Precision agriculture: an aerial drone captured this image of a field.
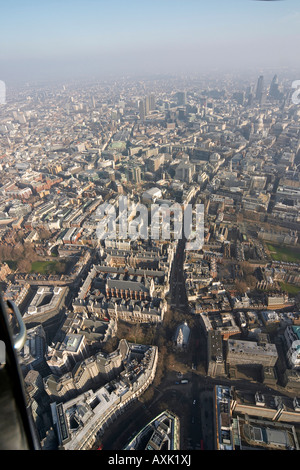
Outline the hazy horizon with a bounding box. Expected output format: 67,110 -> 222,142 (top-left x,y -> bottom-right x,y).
1,0 -> 300,84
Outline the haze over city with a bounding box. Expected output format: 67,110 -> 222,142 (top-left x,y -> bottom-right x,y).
1,0 -> 300,82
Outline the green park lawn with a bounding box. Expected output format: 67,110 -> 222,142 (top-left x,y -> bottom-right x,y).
30,260 -> 67,274
266,243 -> 300,263
279,282 -> 300,296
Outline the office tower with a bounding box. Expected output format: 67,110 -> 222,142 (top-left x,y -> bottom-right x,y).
247,93 -> 254,106
131,166 -> 142,183
139,99 -> 145,121
270,74 -> 278,93
139,95 -> 154,120
148,154 -> 164,172
256,75 -> 264,101
178,107 -> 186,120
269,74 -> 280,99
177,91 -> 187,106
149,93 -> 156,111
259,91 -> 266,106
233,91 -> 245,105
199,97 -> 207,115
246,85 -> 253,97
145,96 -> 150,116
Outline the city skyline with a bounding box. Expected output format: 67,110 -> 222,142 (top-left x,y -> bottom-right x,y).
1,0 -> 300,82
1,59 -> 300,452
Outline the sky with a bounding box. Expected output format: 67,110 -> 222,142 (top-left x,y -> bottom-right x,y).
1,0 -> 300,82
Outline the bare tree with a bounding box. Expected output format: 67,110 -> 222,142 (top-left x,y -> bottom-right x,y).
235,280 -> 248,295
17,258 -> 32,273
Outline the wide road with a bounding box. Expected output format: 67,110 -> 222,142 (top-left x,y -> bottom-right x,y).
169,237 -> 188,311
